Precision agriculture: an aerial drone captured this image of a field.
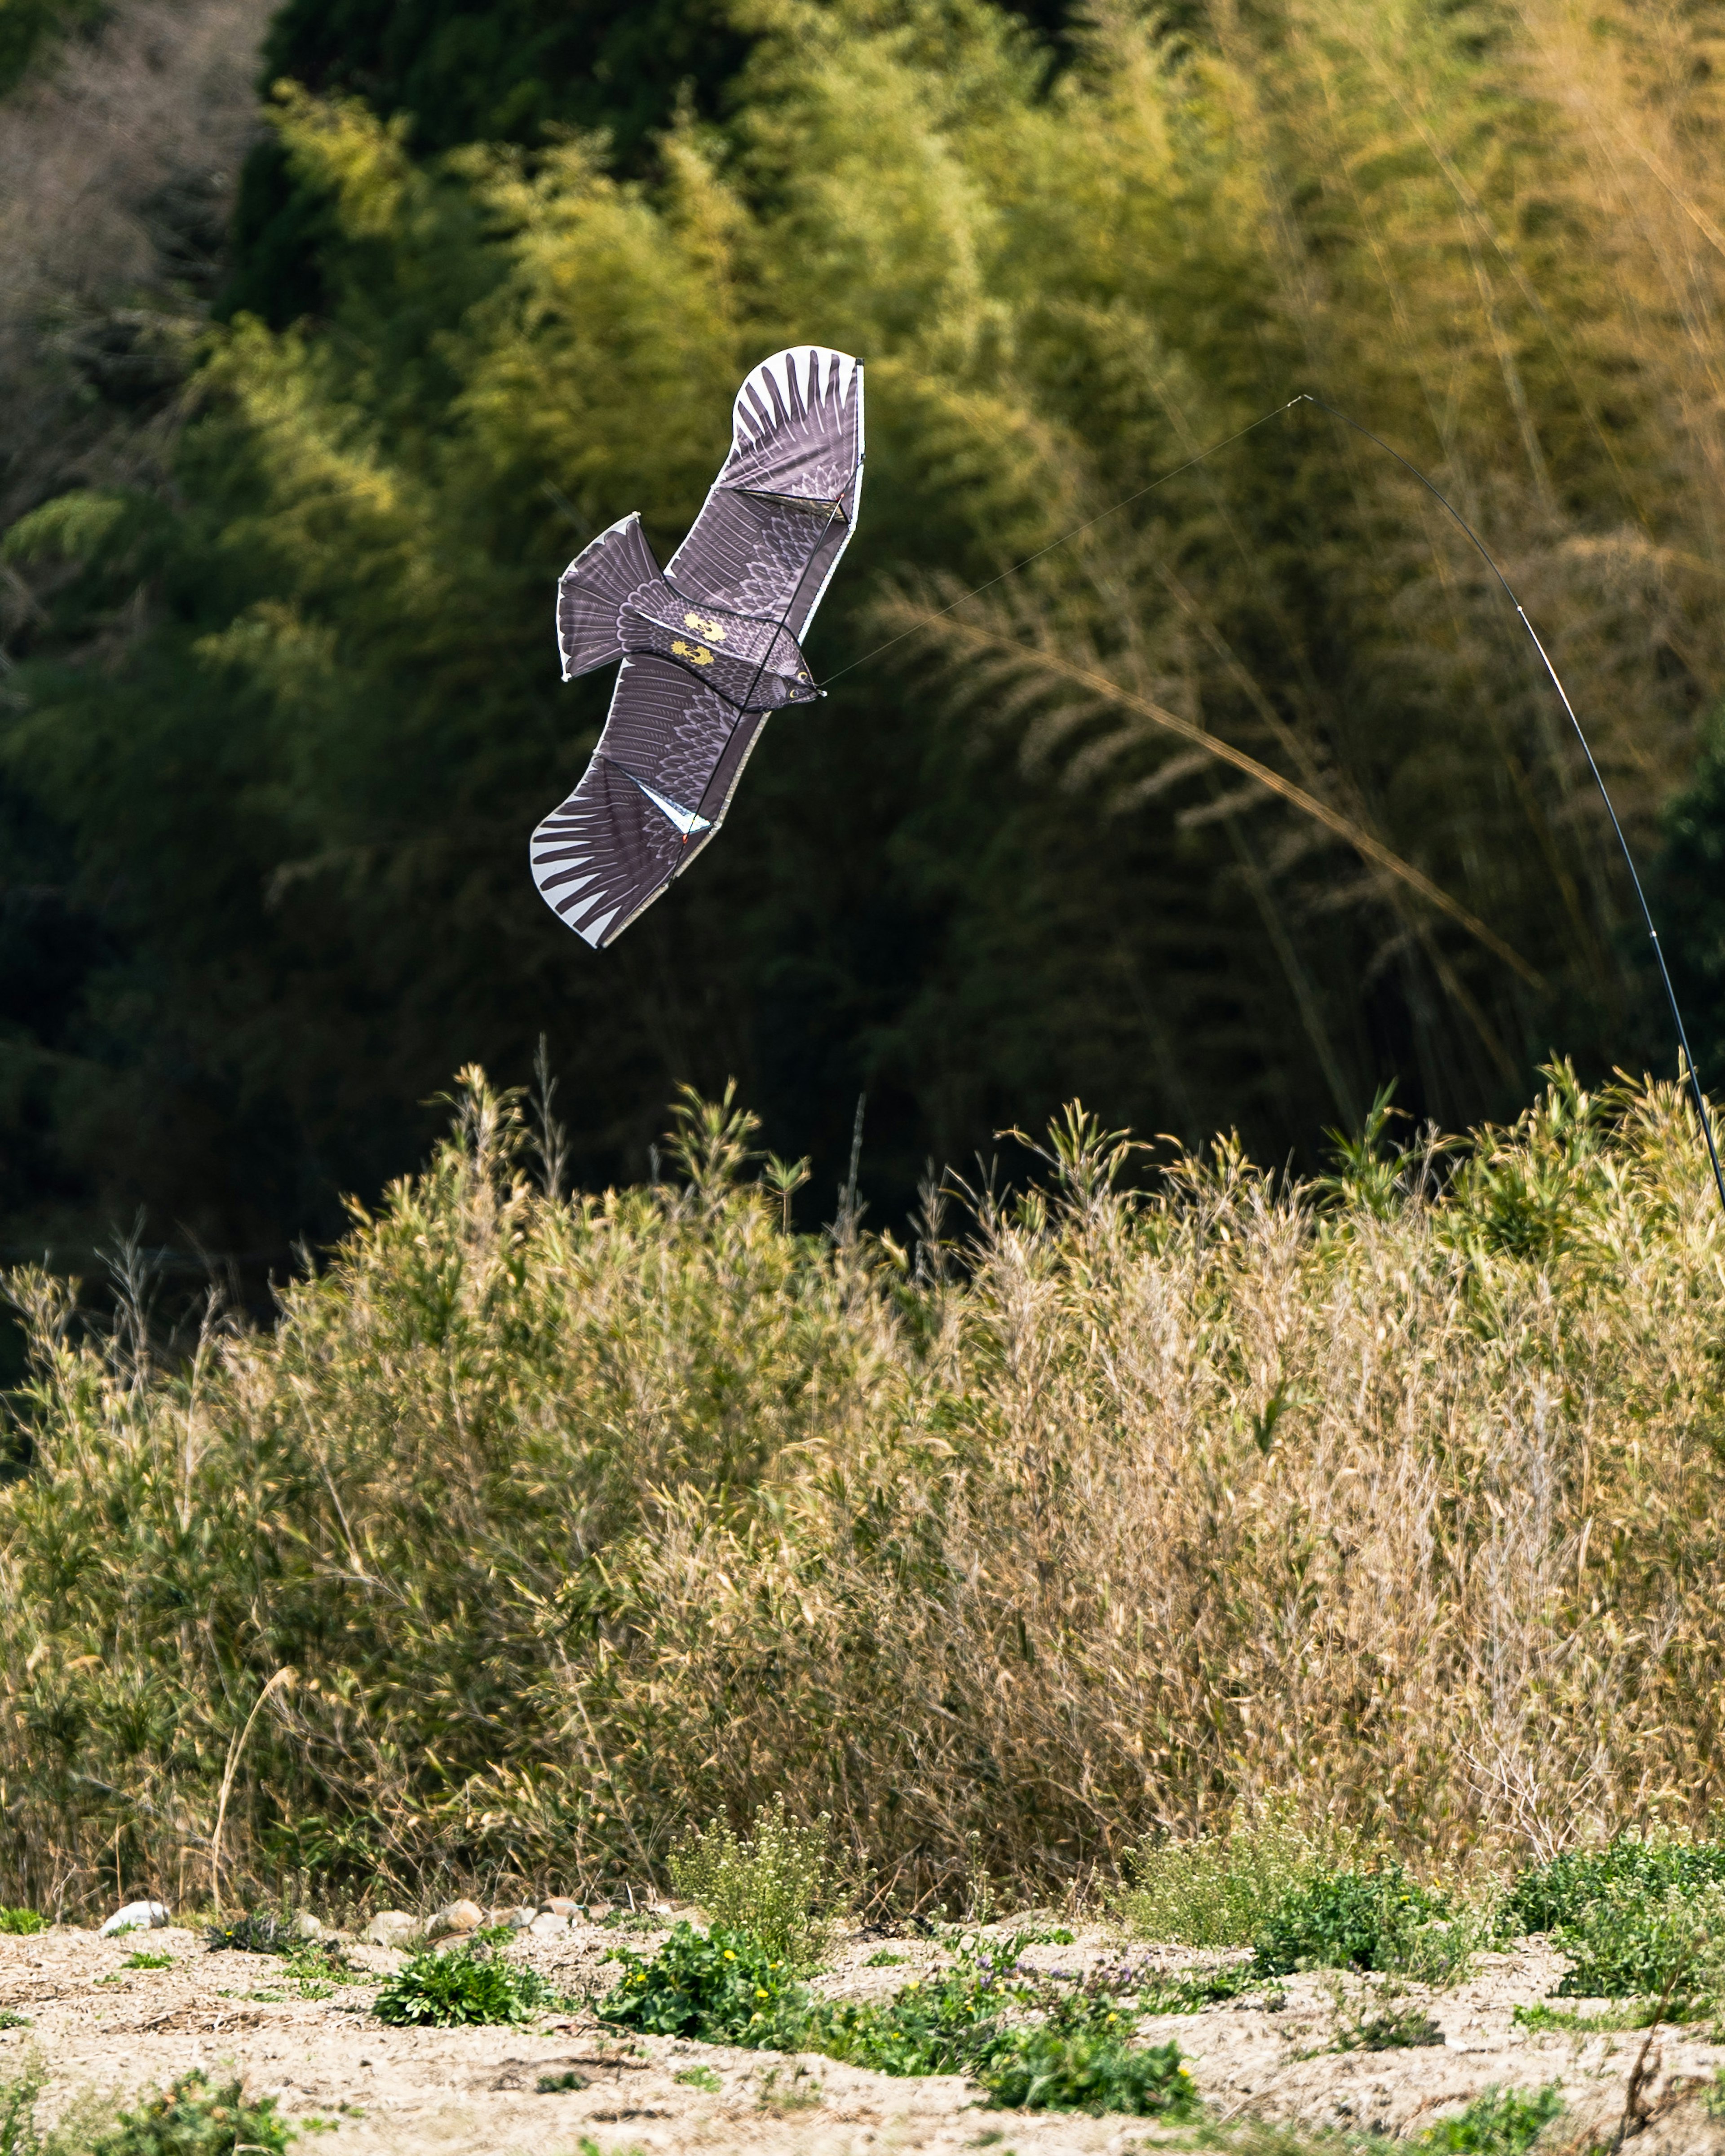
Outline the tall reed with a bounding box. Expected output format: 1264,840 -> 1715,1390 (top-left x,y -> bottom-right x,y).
2,1066 -> 1722,1914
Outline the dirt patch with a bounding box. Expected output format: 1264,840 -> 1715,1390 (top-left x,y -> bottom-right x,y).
4,1920 -> 1725,2152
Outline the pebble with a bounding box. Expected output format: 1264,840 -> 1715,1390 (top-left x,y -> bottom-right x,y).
292,1913 -> 327,1942
365,1911 -> 422,1949
100,1900 -> 170,1937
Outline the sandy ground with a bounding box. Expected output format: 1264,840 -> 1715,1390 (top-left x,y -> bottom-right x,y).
5,1916 -> 1725,2153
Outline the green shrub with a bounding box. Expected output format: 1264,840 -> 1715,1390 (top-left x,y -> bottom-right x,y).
667,1797 -> 853,1973
0,2060 -> 44,2156
671,2067 -> 720,2094
597,1923 -> 803,2044
1550,1880 -> 1725,2000
1120,1805 -> 1321,1947
0,1913 -> 44,1937
1252,1864 -> 1455,1976
92,2073 -> 296,2156
1414,2083 -> 1563,2153
1505,1833 -> 1725,1935
803,1956 -> 1021,2080
122,1952 -> 174,1970
600,1922 -> 1192,2116
980,2026 -> 1195,2116
1504,1833 -> 1725,1999
373,1940 -> 555,2028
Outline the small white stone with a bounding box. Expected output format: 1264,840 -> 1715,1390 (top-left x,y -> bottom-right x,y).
528,1910 -> 571,1937
100,1900 -> 170,1937
292,1913 -> 326,1941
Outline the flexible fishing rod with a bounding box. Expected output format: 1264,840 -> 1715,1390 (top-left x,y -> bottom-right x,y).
822,391 -> 1725,1219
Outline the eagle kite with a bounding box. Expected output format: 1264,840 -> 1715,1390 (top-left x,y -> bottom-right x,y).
529,345 -> 865,947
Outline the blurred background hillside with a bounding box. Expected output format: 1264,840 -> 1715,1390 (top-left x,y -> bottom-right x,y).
4,0 -> 1725,1290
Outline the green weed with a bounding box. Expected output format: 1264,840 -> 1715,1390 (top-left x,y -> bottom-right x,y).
373,1939 -> 555,2028
1554,1880 -> 1725,2001
0,2016 -> 28,2031
1504,1833 -> 1725,1935
0,2060 -> 44,2156
0,1915 -> 43,1939
535,2071 -> 588,2093
863,1949 -> 908,1967
600,1922 -> 1194,2116
1120,1805 -> 1322,1948
667,1796 -> 854,1973
981,2025 -> 1194,2116
121,1952 -> 173,1970
1252,1864 -> 1460,1978
671,2066 -> 720,2093
91,2073 -> 296,2156
1413,2083 -> 1563,2153
599,1924 -> 802,2044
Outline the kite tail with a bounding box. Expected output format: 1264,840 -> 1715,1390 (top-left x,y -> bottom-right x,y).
557,512 -> 660,681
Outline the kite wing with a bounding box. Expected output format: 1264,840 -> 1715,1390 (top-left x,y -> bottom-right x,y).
530,346 -> 864,948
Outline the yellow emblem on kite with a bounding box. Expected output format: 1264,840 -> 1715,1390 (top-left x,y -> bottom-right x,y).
672,639 -> 715,666
683,611 -> 727,641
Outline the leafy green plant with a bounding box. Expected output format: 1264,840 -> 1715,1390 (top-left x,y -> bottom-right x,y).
1550,1880 -> 1725,2000
0,1914 -> 44,1938
1252,1864 -> 1456,1977
0,2015 -> 29,2032
535,2071 -> 588,2094
122,1951 -> 174,1970
0,2059 -> 44,2156
91,2073 -> 296,2156
1414,2083 -> 1563,2153
1504,1833 -> 1725,1936
598,1923 -> 803,2044
667,1797 -> 854,1973
864,1949 -> 908,1967
373,1939 -> 555,2028
1120,1804 -> 1322,1947
671,2067 -> 720,2093
203,1914 -> 291,1956
981,2025 -> 1194,2117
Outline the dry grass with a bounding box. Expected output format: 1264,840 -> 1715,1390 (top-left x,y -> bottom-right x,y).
2,1066 -> 1723,1917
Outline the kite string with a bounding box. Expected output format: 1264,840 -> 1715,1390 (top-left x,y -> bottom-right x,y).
819,385 -> 1725,1219
1297,393 -> 1725,1221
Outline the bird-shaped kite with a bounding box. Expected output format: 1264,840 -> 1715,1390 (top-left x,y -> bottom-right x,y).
530,345 -> 864,947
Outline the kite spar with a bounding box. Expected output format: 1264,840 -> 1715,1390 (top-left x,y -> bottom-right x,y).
529,345 -> 863,947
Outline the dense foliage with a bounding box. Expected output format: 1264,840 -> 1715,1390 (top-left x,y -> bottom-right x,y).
9,0 -> 1725,1275
2,1067 -> 1724,1913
